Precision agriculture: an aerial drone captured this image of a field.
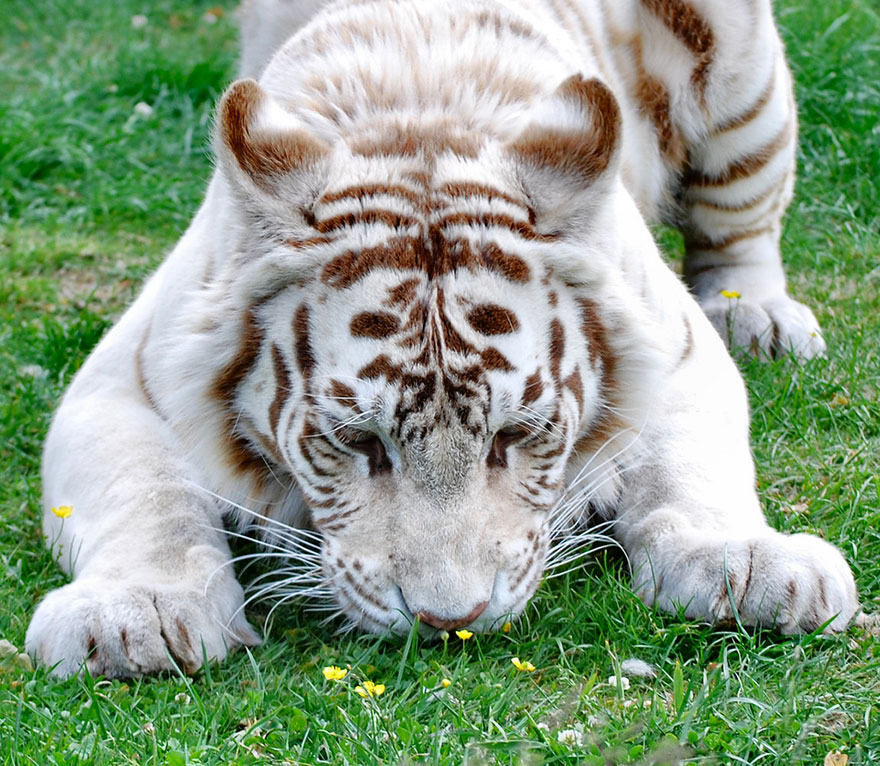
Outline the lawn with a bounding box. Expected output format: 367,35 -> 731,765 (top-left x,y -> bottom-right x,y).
1,0 -> 878,763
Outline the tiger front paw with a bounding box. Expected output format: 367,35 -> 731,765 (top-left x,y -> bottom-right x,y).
26,578 -> 260,678
636,532 -> 858,634
699,292 -> 826,360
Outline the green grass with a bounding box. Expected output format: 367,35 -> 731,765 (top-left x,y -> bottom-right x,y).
1,0 -> 879,763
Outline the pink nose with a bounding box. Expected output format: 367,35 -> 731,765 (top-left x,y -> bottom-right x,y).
416,601 -> 489,631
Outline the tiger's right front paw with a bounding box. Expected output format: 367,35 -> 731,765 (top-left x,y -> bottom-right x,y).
699,292 -> 826,360
26,578 -> 260,678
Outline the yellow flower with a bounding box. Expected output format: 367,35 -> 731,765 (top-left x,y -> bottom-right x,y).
720,289 -> 741,299
441,678 -> 452,688
354,681 -> 385,698
322,666 -> 348,681
455,629 -> 474,640
511,657 -> 536,672
830,393 -> 850,408
502,622 -> 512,633
51,505 -> 73,518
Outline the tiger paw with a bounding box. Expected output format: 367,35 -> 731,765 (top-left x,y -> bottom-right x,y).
712,533 -> 858,633
636,532 -> 858,634
700,292 -> 826,360
25,579 -> 260,678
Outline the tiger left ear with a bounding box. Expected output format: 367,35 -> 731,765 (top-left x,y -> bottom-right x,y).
215,78 -> 329,194
508,75 -> 621,223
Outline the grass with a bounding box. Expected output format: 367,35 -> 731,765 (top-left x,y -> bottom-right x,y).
0,0 -> 878,763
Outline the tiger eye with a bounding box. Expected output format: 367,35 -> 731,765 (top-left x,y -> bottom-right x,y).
487,426 -> 530,469
344,432 -> 392,475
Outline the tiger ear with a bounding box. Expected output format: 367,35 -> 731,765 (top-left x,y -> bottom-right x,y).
216,78 -> 329,194
509,75 -> 621,227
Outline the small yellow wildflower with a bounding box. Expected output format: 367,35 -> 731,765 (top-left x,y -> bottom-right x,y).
322,666 -> 348,681
501,622 -> 512,633
455,629 -> 474,640
511,657 -> 536,672
830,393 -> 850,408
441,678 -> 452,688
354,681 -> 385,698
720,289 -> 741,299
51,505 -> 73,518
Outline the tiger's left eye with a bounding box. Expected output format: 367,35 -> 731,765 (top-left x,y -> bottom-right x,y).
487,426 -> 530,469
342,430 -> 392,476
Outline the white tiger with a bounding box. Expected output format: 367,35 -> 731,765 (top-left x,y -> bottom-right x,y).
27,0 -> 857,677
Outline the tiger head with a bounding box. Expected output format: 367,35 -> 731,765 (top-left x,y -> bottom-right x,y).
209,72 -> 658,636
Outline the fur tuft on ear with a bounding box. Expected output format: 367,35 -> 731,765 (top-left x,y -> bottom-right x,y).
509,75 -> 621,228
216,78 -> 328,192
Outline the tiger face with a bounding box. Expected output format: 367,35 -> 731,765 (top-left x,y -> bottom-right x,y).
215,74 -> 631,635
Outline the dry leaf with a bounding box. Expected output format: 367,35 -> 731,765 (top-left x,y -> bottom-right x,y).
825,752 -> 849,766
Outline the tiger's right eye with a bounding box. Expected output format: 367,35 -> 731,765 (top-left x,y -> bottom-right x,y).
487,426 -> 530,469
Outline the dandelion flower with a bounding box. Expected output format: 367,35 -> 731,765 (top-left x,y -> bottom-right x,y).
354,681 -> 385,698
502,622 -> 512,633
720,289 -> 741,299
455,629 -> 474,640
52,505 -> 73,518
322,666 -> 348,681
511,657 -> 536,672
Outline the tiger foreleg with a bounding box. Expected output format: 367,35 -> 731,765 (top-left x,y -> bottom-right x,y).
26,294 -> 259,678
678,23 -> 824,359
612,307 -> 856,632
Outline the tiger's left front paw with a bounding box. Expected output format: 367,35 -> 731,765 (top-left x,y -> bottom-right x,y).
700,293 -> 826,360
636,531 -> 858,634
718,533 -> 858,633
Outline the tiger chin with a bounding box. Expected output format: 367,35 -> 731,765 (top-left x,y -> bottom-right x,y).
27,0 -> 858,678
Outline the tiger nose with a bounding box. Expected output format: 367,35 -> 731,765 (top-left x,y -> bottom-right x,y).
415,601 -> 489,631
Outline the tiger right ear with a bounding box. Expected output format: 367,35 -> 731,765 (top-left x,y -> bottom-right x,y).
508,75 -> 621,227
216,78 -> 329,194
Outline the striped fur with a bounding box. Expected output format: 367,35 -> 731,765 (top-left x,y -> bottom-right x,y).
28,0 -> 854,678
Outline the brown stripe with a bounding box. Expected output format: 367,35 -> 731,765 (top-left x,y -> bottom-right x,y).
440,182 -> 529,213
283,235 -> 335,249
481,348 -> 514,372
713,69 -> 776,135
348,126 -> 479,159
676,313 -> 695,368
320,183 -> 423,208
293,304 -> 316,382
437,211 -> 557,242
631,38 -> 685,164
321,236 -> 532,289
685,121 -> 793,187
549,319 -> 565,384
329,379 -> 357,406
685,225 -> 773,252
314,209 -> 420,233
640,0 -> 715,96
135,326 -> 164,418
522,370 -> 544,407
466,304 -> 520,336
563,367 -> 584,412
688,182 -> 777,213
350,311 -> 401,339
268,343 -> 290,436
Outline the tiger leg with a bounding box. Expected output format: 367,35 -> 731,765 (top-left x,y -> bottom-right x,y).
612,304 -> 856,631
26,281 -> 259,678
677,1 -> 825,358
